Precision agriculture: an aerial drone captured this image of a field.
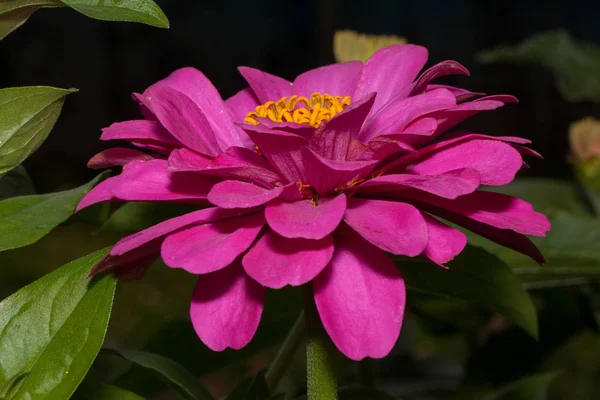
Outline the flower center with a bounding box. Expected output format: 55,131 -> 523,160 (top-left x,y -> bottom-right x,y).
244,92 -> 351,128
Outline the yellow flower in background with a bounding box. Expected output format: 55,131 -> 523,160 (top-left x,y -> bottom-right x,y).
569,117 -> 600,161
333,30 -> 407,63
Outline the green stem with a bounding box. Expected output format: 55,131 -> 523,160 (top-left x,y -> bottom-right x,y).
265,312 -> 306,392
303,285 -> 338,400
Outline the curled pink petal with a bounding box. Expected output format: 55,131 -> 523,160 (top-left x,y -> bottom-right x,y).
243,231 -> 334,288
421,214 -> 467,265
314,229 -> 405,360
265,194 -> 346,240
87,148 -> 153,169
208,180 -> 284,208
191,262 -> 264,351
101,120 -> 179,146
76,176 -> 118,212
410,60 -> 470,96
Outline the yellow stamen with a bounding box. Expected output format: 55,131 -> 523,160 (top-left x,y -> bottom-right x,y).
244,92 -> 352,128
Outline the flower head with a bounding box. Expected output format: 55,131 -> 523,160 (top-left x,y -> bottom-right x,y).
78,44 -> 550,360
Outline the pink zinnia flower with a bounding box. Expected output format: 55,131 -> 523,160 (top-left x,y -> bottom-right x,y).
78,44 -> 550,360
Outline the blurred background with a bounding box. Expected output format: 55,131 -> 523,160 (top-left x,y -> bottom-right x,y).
2,1 -> 600,399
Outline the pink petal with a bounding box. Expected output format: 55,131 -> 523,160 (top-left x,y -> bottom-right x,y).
403,117 -> 438,134
346,138 -> 414,162
208,180 -> 284,208
111,159 -> 216,202
314,229 -> 405,360
303,148 -> 378,196
190,262 -> 264,351
148,67 -> 251,150
292,61 -> 363,98
167,148 -> 213,170
421,214 -> 467,265
238,67 -> 293,104
310,93 -> 376,161
359,89 -> 457,142
226,88 -> 260,122
344,198 -> 428,256
410,60 -> 470,96
146,86 -> 221,156
355,169 -> 481,199
354,44 -> 428,112
90,240 -> 160,280
101,120 -> 179,146
87,148 -> 153,169
161,212 -> 265,274
76,176 -> 118,212
408,139 -> 523,186
243,231 -> 334,288
242,124 -> 308,183
265,194 -> 346,240
110,207 -> 254,256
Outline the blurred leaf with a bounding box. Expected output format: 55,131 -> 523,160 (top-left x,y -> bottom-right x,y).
99,202 -> 199,233
0,248 -> 116,399
396,245 -> 539,339
104,349 -> 213,400
0,86 -> 76,177
59,0 -> 169,28
333,30 -> 407,63
0,172 -> 108,252
295,387 -> 398,400
225,371 -> 269,400
267,395 -> 286,400
477,29 -> 600,102
73,383 -> 145,400
488,372 -> 560,400
0,165 -> 35,200
0,0 -> 63,39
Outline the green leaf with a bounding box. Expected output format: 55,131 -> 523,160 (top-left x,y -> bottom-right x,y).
59,0 -> 169,28
0,86 -> 76,176
98,202 -> 199,233
73,383 -> 145,400
0,165 -> 35,200
104,349 -> 213,400
477,29 -> 600,103
225,371 -> 270,400
0,0 -> 63,40
489,372 -> 560,400
396,245 -> 539,338
0,172 -> 108,252
0,248 -> 116,399
294,387 -> 398,400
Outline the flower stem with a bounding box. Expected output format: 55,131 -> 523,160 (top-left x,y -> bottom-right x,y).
303,285 -> 338,400
265,311 -> 305,392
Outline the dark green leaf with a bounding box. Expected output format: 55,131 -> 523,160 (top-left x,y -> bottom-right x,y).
294,387 -> 398,400
104,349 -> 213,400
0,86 -> 76,176
0,0 -> 63,39
396,245 -> 539,338
98,202 -> 199,233
0,165 -> 35,200
489,372 -> 560,400
0,172 -> 108,252
477,29 -> 600,102
0,248 -> 116,399
73,383 -> 145,400
225,371 -> 270,400
59,0 -> 169,28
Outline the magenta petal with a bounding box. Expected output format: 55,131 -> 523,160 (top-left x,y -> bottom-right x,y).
344,198 -> 428,256
293,61 -> 363,98
190,262 -> 264,351
76,177 -> 117,212
314,229 -> 405,360
208,181 -> 284,208
403,117 -> 438,134
101,120 -> 179,145
147,86 -> 221,156
87,148 -> 153,169
355,169 -> 480,199
354,44 -> 428,112
238,67 -> 293,104
409,139 -> 523,186
243,231 -> 334,288
242,124 -> 308,183
226,88 -> 260,122
421,214 -> 467,265
111,159 -> 216,201
161,212 -> 265,274
303,148 -> 378,196
410,60 -> 470,96
265,194 -> 346,240
167,148 -> 213,170
110,207 -> 255,256
310,93 -> 376,161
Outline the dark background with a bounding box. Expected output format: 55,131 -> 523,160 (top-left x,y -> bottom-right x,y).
1,0 -> 599,191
